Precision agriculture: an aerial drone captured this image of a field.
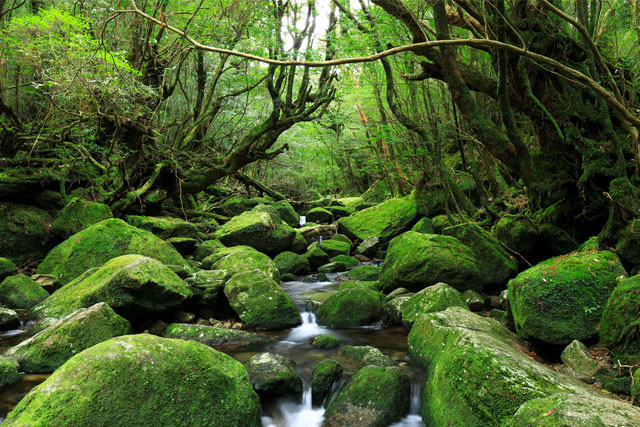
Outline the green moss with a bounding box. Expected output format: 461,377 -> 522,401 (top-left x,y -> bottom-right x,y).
36,219 -> 186,285
0,355 -> 19,388
338,281 -> 379,292
0,203 -> 54,265
184,270 -> 227,308
324,365 -> 410,427
320,240 -> 351,258
411,217 -> 435,234
126,215 -> 198,240
163,323 -> 273,347
216,206 -> 296,256
401,283 -> 469,329
615,219 -> 640,271
508,250 -> 626,345
379,232 -> 482,294
560,340 -> 600,378
31,254 -> 192,320
311,334 -> 342,349
193,239 -> 226,262
290,232 -> 307,254
223,270 -> 300,330
337,345 -> 395,368
304,246 -> 330,269
493,214 -> 538,259
6,303 -> 131,373
337,192 -> 417,244
430,214 -> 461,233
201,245 -> 256,269
0,257 -> 17,282
355,236 -> 380,257
211,250 -> 280,282
462,289 -> 485,311
244,352 -> 302,397
2,334 -> 261,426
318,262 -> 347,273
0,307 -> 20,330
600,274 -> 640,359
221,195 -> 260,216
0,274 -> 49,309
51,198 -> 113,239
273,251 -> 311,276
330,255 -> 359,269
343,265 -> 381,282
311,359 -> 343,405
271,200 -> 299,228
317,288 -> 385,328
306,207 -> 333,224
332,234 -> 353,245
326,205 -> 355,219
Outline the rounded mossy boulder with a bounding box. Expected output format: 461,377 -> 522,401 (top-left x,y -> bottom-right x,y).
326,205 -> 354,219
273,251 -> 311,276
379,231 -> 482,294
0,356 -> 19,388
311,359 -> 343,404
223,270 -> 300,330
411,217 -> 434,234
318,261 -> 346,273
337,193 -> 418,244
200,245 -> 256,269
343,265 -> 381,282
0,307 -> 20,330
304,245 -> 330,270
216,205 -> 296,256
384,294 -> 413,325
400,283 -> 469,329
50,198 -> 113,239
0,257 -> 17,282
193,239 -> 226,262
184,270 -> 227,308
323,365 -> 410,427
306,207 -> 333,224
330,255 -> 359,269
0,203 -> 55,265
310,334 -> 341,349
35,218 -> 186,285
271,200 -> 299,228
163,323 -> 273,348
244,352 -> 302,397
508,250 -> 626,345
338,280 -> 379,292
317,288 -> 384,328
290,232 -> 307,254
6,302 -> 131,373
126,215 -> 198,239
337,345 -> 396,368
493,214 -> 538,260
0,274 -> 49,309
442,222 -> 517,287
31,254 -> 192,320
600,274 -> 640,356
211,250 -> 280,282
2,334 -> 261,427
319,239 -> 351,258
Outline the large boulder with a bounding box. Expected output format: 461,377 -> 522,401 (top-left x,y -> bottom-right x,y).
163,323 -> 273,348
600,274 -> 640,357
323,365 -> 410,427
337,345 -> 396,368
343,265 -> 381,282
311,359 -> 343,404
317,288 -> 384,328
126,215 -> 198,239
493,214 -> 538,261
400,283 -> 469,329
2,334 -> 261,426
244,352 -> 302,397
201,245 -> 256,269
408,307 -> 640,426
306,207 -> 333,224
211,250 -> 280,282
35,219 -> 186,285
220,195 -> 260,216
337,193 -> 417,244
184,270 -> 227,308
0,257 -> 17,282
508,250 -> 626,345
50,198 -> 113,239
216,206 -> 296,256
273,251 -> 310,276
31,255 -> 192,320
304,246 -> 330,270
0,203 -> 55,265
0,356 -> 19,388
272,200 -> 300,228
379,232 -> 482,294
223,270 -> 300,329
442,222 -> 517,287
0,274 -> 49,309
319,239 -> 351,258
5,303 -> 131,373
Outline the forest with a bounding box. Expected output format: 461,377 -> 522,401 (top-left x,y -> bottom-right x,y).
1,0 -> 640,425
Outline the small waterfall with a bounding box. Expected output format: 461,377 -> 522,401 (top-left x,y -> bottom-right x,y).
389,378 -> 423,426
261,385 -> 324,427
299,216 -> 306,226
286,312 -> 331,343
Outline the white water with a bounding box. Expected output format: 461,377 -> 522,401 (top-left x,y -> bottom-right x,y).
261,386 -> 325,427
299,216 -> 306,226
286,312 -> 331,343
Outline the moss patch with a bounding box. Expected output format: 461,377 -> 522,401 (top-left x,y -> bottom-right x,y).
317,288 -> 384,328
51,198 -> 113,239
0,274 -> 49,309
163,323 -> 273,347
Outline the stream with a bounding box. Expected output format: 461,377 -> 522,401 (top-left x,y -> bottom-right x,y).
0,273 -> 425,427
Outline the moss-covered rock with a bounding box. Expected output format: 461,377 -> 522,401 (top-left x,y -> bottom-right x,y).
411,217 -> 434,234
2,334 -> 261,426
0,203 -> 55,265
355,236 -> 380,258
337,193 -> 417,244
326,205 -> 354,219
330,255 -> 359,269
211,250 -> 280,282
290,232 -> 307,254
408,307 -> 618,426
600,274 -> 640,356
318,261 -> 347,273
6,303 -> 130,373
462,289 -> 485,311
306,207 -> 333,224
220,195 -> 260,216
304,246 -> 330,270
317,288 -> 384,328
595,369 -> 632,394
311,359 -> 343,404
538,223 -> 578,256
324,365 -> 410,427
493,214 -> 538,260
320,239 -> 350,258
50,198 -> 113,239
193,239 -> 226,262
273,251 -> 311,276
31,255 -> 192,320
271,200 -> 299,228
166,237 -> 197,255
560,340 -> 600,379
384,295 -> 412,325
224,270 -> 300,329
504,392 -> 640,426
0,257 -> 17,282
184,270 -> 227,308
401,283 -> 469,329
338,280 -> 379,292
216,206 -> 296,256
244,352 -> 302,397
310,334 -> 341,349
0,307 -> 20,330
431,214 -> 458,233
36,218 -> 186,285
442,222 -> 517,287
0,274 -> 49,309
379,232 -> 482,293
343,265 -> 381,282
201,245 -> 257,269
0,356 -> 19,388
163,323 -> 273,347
337,345 -> 395,368
508,250 -> 626,345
